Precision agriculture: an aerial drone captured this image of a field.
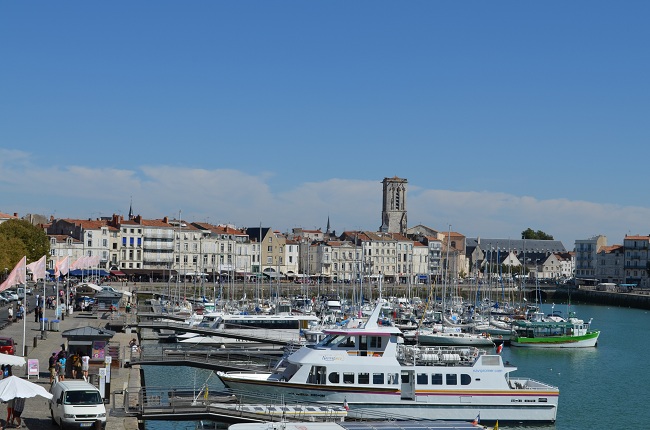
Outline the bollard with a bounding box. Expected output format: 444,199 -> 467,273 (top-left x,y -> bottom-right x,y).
41,329 -> 47,340
23,345 -> 28,356
33,336 -> 38,348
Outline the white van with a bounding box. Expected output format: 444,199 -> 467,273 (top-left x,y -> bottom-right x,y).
49,380 -> 107,429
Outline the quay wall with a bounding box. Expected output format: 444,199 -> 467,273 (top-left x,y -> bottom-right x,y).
552,287 -> 650,310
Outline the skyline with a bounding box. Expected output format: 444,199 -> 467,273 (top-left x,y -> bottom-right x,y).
2,2 -> 650,248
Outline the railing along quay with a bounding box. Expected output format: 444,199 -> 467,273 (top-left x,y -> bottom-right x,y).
126,344 -> 284,372
112,386 -> 348,424
135,320 -> 303,346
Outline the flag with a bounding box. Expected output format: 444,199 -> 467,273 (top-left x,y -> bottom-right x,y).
0,256 -> 27,292
70,256 -> 84,271
26,255 -> 47,281
55,256 -> 69,278
472,413 -> 480,425
343,399 -> 349,411
494,420 -> 499,430
496,343 -> 503,354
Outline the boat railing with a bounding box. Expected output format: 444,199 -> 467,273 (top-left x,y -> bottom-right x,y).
507,377 -> 558,390
397,345 -> 481,366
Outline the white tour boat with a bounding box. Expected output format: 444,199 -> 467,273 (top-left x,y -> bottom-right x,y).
217,301 -> 559,424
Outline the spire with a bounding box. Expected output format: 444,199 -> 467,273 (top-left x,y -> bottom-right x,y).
326,216 -> 331,235
128,197 -> 133,220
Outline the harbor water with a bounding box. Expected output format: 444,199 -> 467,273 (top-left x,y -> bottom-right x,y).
142,302 -> 650,430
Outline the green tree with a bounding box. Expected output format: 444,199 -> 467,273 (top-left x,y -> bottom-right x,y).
521,228 -> 554,240
0,219 -> 50,274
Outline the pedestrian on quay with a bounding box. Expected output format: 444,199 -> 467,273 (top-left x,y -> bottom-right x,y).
81,353 -> 90,381
56,356 -> 65,382
34,306 -> 40,323
11,397 -> 24,428
7,306 -> 13,322
5,398 -> 13,427
71,351 -> 82,379
49,352 -> 58,384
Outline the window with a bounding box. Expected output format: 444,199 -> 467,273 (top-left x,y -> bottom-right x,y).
328,372 -> 340,383
358,373 -> 369,384
460,374 -> 472,385
373,373 -> 384,384
343,373 -> 354,384
446,374 -> 457,385
431,373 -> 443,385
417,373 -> 428,385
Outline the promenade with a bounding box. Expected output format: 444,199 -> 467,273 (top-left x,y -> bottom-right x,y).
0,301 -> 140,430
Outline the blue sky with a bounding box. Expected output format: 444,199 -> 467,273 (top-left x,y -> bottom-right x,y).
2,1 -> 649,249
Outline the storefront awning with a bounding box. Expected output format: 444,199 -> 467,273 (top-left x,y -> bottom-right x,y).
68,340 -> 93,346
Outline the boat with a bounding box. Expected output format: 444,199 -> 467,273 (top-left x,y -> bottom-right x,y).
216,300 -> 559,424
228,420 -> 489,430
404,325 -> 496,348
510,311 -> 600,348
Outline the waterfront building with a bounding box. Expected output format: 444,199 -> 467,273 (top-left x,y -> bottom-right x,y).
596,245 -> 624,285
540,252 -> 575,281
47,218 -> 112,272
407,225 -> 444,283
575,235 -> 607,281
623,235 -> 650,288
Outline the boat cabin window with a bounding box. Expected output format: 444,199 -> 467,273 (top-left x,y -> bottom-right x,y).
446,374 -> 458,385
417,373 -> 428,385
339,337 -> 355,348
373,373 -> 384,384
328,372 -> 340,383
431,373 -> 443,385
388,373 -> 399,385
460,374 -> 472,385
369,336 -> 382,348
481,356 -> 501,366
343,372 -> 354,384
320,335 -> 347,347
307,366 -> 327,384
358,372 -> 370,384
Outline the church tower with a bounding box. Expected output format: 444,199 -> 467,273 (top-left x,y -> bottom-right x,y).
380,176 -> 407,234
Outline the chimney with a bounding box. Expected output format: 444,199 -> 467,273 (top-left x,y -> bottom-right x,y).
13,213 -> 18,217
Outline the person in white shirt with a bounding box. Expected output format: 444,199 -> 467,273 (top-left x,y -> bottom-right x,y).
81,354 -> 90,381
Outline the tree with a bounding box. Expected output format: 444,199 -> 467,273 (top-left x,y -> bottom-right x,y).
521,228 -> 554,240
0,219 -> 50,274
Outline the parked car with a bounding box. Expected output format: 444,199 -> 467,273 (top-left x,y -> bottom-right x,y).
0,294 -> 8,305
4,291 -> 19,301
0,336 -> 16,355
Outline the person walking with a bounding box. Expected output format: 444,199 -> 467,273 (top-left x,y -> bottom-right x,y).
71,351 -> 82,379
48,352 -> 58,384
11,397 -> 24,428
7,306 -> 12,322
81,353 -> 90,381
57,355 -> 66,382
5,398 -> 13,427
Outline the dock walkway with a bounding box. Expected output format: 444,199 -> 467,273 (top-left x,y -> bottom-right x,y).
0,303 -> 139,429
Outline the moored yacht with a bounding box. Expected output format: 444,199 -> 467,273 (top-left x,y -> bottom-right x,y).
217,300 -> 559,424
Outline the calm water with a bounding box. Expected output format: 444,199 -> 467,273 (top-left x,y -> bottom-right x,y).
143,302 -> 650,430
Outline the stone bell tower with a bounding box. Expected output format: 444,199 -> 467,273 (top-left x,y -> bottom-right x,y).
380,176 -> 407,234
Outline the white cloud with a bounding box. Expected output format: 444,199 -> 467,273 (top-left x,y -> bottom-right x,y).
1,152 -> 646,248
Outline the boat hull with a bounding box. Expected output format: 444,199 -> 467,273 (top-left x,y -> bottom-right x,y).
510,330 -> 600,348
218,375 -> 558,423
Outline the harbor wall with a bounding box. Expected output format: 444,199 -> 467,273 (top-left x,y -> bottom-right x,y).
552,287 -> 650,310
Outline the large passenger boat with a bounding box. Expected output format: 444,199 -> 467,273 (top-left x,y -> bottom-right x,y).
217,301 -> 559,424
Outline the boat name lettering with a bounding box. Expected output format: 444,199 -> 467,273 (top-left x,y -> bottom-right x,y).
322,356 -> 344,362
